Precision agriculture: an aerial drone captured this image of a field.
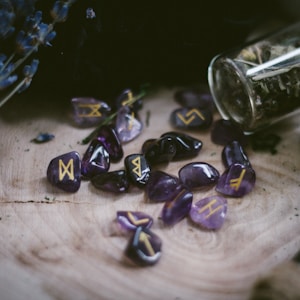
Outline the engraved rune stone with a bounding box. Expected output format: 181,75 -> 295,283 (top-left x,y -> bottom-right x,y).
46,151 -> 81,193
116,211 -> 153,232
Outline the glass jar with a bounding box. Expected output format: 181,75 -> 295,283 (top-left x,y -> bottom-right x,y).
208,22 -> 300,133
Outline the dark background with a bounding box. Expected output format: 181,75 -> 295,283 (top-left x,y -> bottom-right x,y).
18,1 -> 300,101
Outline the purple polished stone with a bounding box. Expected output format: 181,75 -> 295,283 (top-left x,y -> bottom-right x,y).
211,119 -> 248,146
81,139 -> 110,178
115,88 -> 143,111
143,136 -> 177,166
125,226 -> 162,266
170,107 -> 212,130
178,162 -> 220,190
174,85 -> 214,110
71,97 -> 111,127
160,186 -> 193,226
47,151 -> 81,192
96,125 -> 123,162
124,154 -> 151,188
160,131 -> 202,160
141,138 -> 157,154
145,170 -> 180,202
116,211 -> 153,232
115,105 -> 143,143
189,195 -> 227,230
215,163 -> 256,197
91,170 -> 129,193
222,140 -> 251,168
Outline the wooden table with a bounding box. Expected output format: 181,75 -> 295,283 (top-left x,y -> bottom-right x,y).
0,87 -> 299,300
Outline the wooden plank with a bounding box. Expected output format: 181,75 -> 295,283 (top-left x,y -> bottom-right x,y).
0,88 -> 299,300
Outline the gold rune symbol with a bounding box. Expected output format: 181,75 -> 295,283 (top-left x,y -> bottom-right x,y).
139,231 -> 155,256
131,156 -> 142,177
128,111 -> 135,131
198,199 -> 222,219
176,108 -> 205,125
127,212 -> 149,226
229,169 -> 246,191
58,159 -> 74,181
78,103 -> 102,117
121,91 -> 133,106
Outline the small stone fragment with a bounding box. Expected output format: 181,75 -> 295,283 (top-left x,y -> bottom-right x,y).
96,125 -> 123,162
46,151 -> 81,193
124,154 -> 151,188
115,105 -> 143,143
178,162 -> 220,190
143,136 -> 177,166
189,195 -> 227,230
160,131 -> 202,160
125,226 -> 162,266
211,119 -> 248,146
215,163 -> 256,197
116,211 -> 153,232
91,170 -> 129,193
160,186 -> 193,226
31,132 -> 55,143
222,140 -> 251,168
170,107 -> 212,130
81,139 -> 110,178
145,170 -> 180,202
71,97 -> 111,127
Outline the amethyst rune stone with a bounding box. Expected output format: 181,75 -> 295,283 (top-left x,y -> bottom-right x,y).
115,105 -> 143,143
211,119 -> 248,146
189,195 -> 227,230
222,140 -> 251,168
143,136 -> 177,166
71,97 -> 111,127
178,162 -> 220,190
125,226 -> 162,266
47,151 -> 81,193
170,107 -> 212,130
124,154 -> 151,188
116,211 -> 153,232
81,139 -> 110,178
96,125 -> 123,162
160,132 -> 202,160
160,186 -> 193,226
115,88 -> 143,112
216,163 -> 256,197
145,170 -> 180,202
91,170 -> 129,193
174,85 -> 214,110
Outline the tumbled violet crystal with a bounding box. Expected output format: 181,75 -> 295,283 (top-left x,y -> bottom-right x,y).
47,151 -> 81,193
174,85 -> 214,110
160,131 -> 202,160
222,140 -> 251,168
115,88 -> 143,111
216,163 -> 256,197
91,170 -> 129,193
145,170 -> 180,202
71,97 -> 111,127
211,119 -> 248,146
124,154 -> 151,188
143,136 -> 177,166
160,186 -> 193,226
125,226 -> 162,266
189,195 -> 227,230
95,125 -> 123,162
178,162 -> 220,190
81,139 -> 110,178
116,211 -> 153,232
170,107 -> 212,130
115,105 -> 143,143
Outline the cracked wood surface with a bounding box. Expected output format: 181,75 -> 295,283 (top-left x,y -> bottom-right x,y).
0,88 -> 300,300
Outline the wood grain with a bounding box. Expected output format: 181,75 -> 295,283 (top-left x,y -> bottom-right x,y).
0,88 -> 299,300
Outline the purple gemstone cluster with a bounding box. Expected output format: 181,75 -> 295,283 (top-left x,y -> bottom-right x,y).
46,86 -> 257,266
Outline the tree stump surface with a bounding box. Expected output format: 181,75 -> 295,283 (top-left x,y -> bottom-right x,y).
0,88 -> 299,300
